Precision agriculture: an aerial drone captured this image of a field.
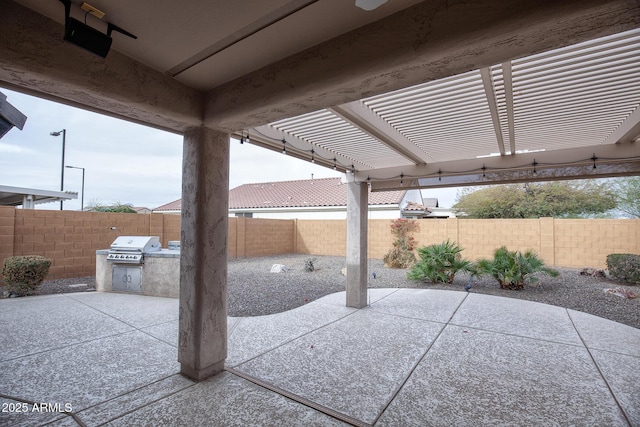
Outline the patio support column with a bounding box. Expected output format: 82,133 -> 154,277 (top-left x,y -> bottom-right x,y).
178,127 -> 229,381
346,174 -> 368,308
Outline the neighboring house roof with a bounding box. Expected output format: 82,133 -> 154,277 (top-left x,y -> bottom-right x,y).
154,199 -> 181,212
153,178 -> 407,212
230,178 -> 405,209
403,201 -> 431,213
132,206 -> 152,214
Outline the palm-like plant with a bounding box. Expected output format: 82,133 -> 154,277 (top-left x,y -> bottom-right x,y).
408,240 -> 473,284
475,246 -> 559,290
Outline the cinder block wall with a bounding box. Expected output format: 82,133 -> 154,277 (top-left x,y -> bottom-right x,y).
295,217 -> 640,269
0,207 -> 16,270
1,205 -> 638,281
242,218 -> 295,257
296,220 -> 346,256
5,207 -> 153,278
553,219 -> 640,268
457,219 -> 544,262
161,214 -> 181,246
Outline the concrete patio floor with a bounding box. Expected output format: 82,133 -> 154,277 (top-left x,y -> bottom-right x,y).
1,289 -> 639,426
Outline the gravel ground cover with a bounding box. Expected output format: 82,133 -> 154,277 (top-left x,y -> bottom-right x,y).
2,254 -> 638,329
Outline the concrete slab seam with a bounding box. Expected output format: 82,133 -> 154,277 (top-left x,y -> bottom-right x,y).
0,392 -> 84,426
367,309 -> 451,326
447,297 -> 588,348
63,293 -> 181,349
75,376 -> 199,426
445,322 -> 588,349
140,321 -> 181,348
228,316 -> 244,337
313,300 -> 358,309
0,329 -> 147,364
369,291 -> 470,425
365,287 -> 402,306
225,366 -> 370,427
64,294 -> 154,329
566,309 -> 634,426
226,308 -> 361,368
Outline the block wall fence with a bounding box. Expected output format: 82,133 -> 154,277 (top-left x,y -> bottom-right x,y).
0,205 -> 638,281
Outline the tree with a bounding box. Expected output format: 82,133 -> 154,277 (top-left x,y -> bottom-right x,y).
453,181 -> 616,218
611,177 -> 640,218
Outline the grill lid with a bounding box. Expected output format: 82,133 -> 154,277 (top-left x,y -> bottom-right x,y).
110,236 -> 161,253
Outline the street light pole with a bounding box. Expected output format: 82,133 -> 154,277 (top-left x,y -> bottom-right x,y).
65,166 -> 85,212
50,129 -> 66,210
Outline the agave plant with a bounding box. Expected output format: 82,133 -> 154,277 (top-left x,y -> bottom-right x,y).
408,240 -> 473,284
475,246 -> 559,290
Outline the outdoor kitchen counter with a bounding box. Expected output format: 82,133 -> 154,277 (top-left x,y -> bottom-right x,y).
96,249 -> 180,298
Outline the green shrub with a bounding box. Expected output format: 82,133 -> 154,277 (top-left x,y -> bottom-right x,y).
408,240 -> 473,284
475,246 -> 559,290
606,254 -> 640,284
383,219 -> 419,269
2,255 -> 52,296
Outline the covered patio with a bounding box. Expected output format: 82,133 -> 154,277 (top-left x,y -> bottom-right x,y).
1,289 -> 638,425
1,0 -> 640,416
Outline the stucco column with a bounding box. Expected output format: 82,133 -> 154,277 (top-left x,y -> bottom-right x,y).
346,174 -> 368,308
178,127 -> 229,381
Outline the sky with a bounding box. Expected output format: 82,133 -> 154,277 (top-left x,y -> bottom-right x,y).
0,87 -> 460,211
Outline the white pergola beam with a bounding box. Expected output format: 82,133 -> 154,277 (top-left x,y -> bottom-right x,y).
363,142 -> 640,190
248,125 -> 360,172
503,62 -> 516,155
329,102 -> 427,165
603,105 -> 640,144
480,68 -> 506,156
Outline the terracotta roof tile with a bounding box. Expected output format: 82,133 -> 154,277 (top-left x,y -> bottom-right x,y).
403,201 -> 427,211
229,177 -> 406,209
153,178 -> 407,211
154,198 -> 181,211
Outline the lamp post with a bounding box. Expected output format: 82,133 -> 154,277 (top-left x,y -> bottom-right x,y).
65,165 -> 85,212
49,129 -> 66,210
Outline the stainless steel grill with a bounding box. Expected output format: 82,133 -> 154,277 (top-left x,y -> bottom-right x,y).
106,236 -> 161,264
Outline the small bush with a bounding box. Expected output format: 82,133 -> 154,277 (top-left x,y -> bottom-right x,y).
2,255 -> 52,296
606,254 -> 640,284
304,257 -> 316,272
475,246 -> 558,290
383,219 -> 419,269
408,240 -> 473,284
384,247 -> 417,269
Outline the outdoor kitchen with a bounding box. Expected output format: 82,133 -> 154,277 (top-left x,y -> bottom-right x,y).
96,236 -> 181,298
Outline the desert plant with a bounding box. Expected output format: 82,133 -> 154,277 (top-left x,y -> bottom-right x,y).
407,240 -> 473,283
2,255 -> 52,296
475,246 -> 559,290
383,219 -> 419,268
304,257 -> 317,272
606,254 -> 640,284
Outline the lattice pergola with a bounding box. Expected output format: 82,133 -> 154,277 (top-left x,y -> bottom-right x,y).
249,28 -> 640,190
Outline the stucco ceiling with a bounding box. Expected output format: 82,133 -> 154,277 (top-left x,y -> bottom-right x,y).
12,0 -> 421,91
2,0 -> 640,190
